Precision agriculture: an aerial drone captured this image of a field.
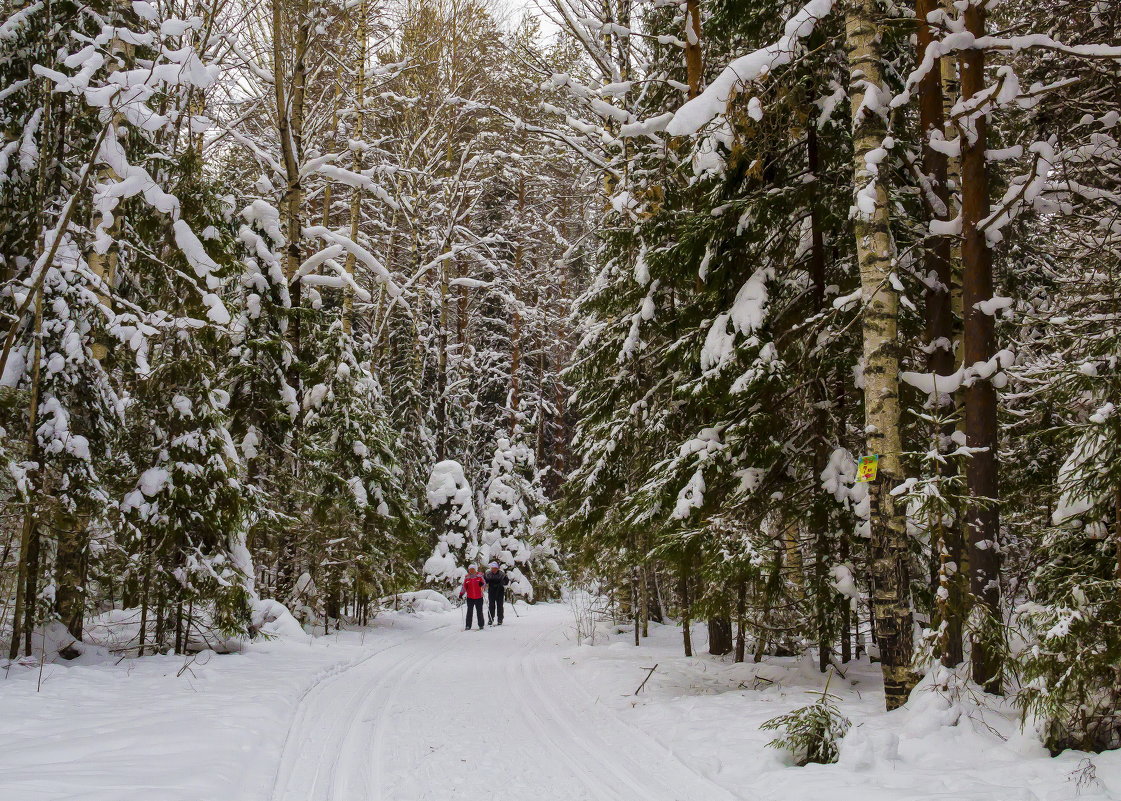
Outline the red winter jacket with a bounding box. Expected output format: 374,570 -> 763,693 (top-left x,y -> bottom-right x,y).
461,573 -> 486,600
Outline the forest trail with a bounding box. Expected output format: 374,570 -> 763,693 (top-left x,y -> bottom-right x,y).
269,603 -> 740,801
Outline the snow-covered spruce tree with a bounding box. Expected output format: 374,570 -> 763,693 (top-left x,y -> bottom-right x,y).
479,424 -> 557,598
1015,300 -> 1121,753
225,194 -> 299,596
1,0 -> 243,654
298,312 -> 416,624
557,0 -> 875,670
548,0 -> 700,650
120,337 -> 252,652
1009,0 -> 1121,741
111,144 -> 260,654
0,0 -> 118,656
423,460 -> 480,590
15,236 -> 121,650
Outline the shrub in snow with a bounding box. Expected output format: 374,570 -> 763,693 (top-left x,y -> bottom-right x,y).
1019,521 -> 1121,753
761,675 -> 851,766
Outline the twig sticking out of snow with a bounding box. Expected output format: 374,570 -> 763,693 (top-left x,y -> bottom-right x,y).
634,663 -> 659,695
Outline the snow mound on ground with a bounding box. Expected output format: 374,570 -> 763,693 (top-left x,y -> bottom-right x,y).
29,622 -> 113,665
251,598 -> 310,642
837,726 -> 901,771
380,590 -> 454,614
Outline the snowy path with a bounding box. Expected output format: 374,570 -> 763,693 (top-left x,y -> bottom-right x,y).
7,603 -> 1118,801
270,604 -> 738,801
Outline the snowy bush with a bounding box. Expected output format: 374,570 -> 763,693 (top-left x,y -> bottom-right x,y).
761,676 -> 851,765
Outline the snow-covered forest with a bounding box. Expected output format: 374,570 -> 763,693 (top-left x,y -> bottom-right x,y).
2,0 -> 1121,793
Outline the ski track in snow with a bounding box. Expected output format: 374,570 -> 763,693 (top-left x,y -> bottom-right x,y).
271,605 -> 736,801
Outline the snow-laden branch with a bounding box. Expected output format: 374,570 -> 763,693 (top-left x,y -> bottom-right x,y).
664,0 -> 834,137
303,226 -> 400,297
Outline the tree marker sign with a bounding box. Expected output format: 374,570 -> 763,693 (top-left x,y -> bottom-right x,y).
856,455 -> 879,483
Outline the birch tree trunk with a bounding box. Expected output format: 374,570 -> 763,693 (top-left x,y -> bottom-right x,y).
271,0 -> 309,600
342,0 -> 369,333
273,0 -> 309,334
845,0 -> 916,710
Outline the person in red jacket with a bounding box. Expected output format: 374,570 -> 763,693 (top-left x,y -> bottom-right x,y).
459,565 -> 487,630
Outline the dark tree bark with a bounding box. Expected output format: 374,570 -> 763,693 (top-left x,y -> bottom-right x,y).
707,616 -> 733,656
959,0 -> 1003,694
808,124 -> 832,675
679,553 -> 693,657
917,0 -> 965,670
734,576 -> 747,663
684,0 -> 702,99
54,507 -> 90,644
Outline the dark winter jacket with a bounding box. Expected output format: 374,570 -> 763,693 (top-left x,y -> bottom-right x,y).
484,569 -> 510,596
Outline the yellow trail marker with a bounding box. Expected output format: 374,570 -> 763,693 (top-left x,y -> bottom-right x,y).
856,455 -> 879,483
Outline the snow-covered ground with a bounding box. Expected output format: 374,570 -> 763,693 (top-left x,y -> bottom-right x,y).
2,602 -> 1119,801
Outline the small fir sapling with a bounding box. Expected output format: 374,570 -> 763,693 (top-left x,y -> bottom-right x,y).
761,670 -> 851,765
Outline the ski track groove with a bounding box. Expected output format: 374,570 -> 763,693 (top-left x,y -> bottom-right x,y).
365,624 -> 460,801
268,622 -> 453,801
514,640 -> 739,801
502,636 -> 620,801
270,609 -> 743,801
539,648 -> 741,801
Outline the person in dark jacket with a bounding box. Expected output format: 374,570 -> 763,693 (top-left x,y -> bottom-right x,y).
484,561 -> 510,625
460,565 -> 486,630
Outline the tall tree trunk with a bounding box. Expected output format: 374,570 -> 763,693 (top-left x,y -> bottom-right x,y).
9,289 -> 44,659
632,563 -> 641,646
846,0 -> 916,710
55,508 -> 90,645
435,261 -> 449,461
958,0 -> 1002,695
707,615 -> 732,656
510,310 -> 521,426
734,575 -> 747,663
916,0 -> 965,671
639,563 -> 649,637
272,0 -> 308,600
509,177 -> 526,428
808,125 -> 832,673
342,0 -> 369,334
273,0 -> 309,349
679,552 -> 693,657
684,0 -> 703,99
137,537 -> 152,656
